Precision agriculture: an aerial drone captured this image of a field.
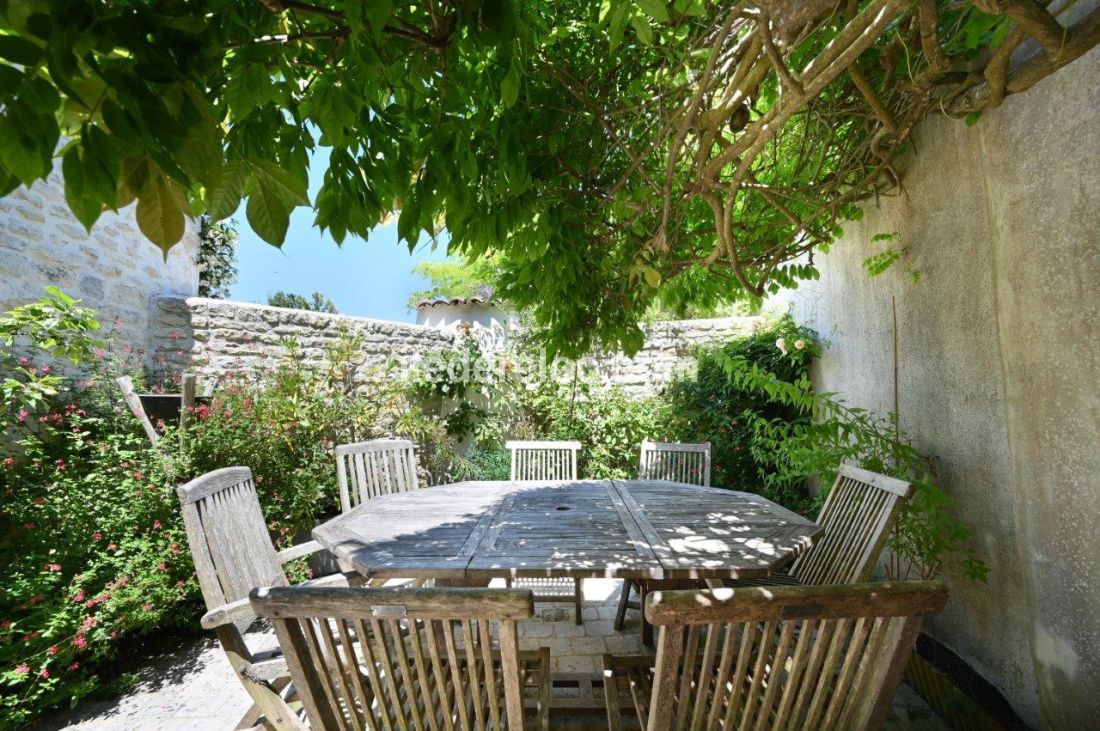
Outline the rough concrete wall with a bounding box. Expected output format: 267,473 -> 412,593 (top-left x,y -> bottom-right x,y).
772,45 -> 1100,728
152,298 -> 755,396
591,317 -> 761,394
0,169 -> 199,354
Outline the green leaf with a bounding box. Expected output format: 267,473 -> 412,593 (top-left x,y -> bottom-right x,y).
0,35 -> 43,66
635,0 -> 670,23
501,67 -> 520,108
204,160 -> 249,220
366,0 -> 393,43
247,174 -> 294,244
630,14 -> 653,44
62,145 -> 103,230
136,173 -> 188,254
965,111 -> 982,127
249,159 -> 310,207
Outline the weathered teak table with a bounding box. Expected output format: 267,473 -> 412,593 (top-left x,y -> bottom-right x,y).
313,479 -> 821,583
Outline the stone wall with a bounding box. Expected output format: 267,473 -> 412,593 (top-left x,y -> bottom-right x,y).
591,317 -> 761,394
770,44 -> 1100,729
0,169 -> 200,358
151,297 -> 457,388
151,297 -> 755,394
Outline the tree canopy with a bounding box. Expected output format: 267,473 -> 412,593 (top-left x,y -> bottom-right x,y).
1,1 -> 1096,354
407,255 -> 499,310
267,290 -> 339,312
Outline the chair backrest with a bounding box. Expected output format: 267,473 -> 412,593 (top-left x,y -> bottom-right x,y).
177,467 -> 287,624
335,438 -> 419,513
789,465 -> 913,585
250,585 -> 534,730
644,581 -> 948,731
506,440 -> 580,481
638,441 -> 712,486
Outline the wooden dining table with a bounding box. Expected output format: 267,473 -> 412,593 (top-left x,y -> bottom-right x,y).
313,479 -> 821,583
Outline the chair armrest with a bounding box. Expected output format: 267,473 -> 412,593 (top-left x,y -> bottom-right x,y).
603,653 -> 625,731
276,540 -> 324,564
201,597 -> 255,630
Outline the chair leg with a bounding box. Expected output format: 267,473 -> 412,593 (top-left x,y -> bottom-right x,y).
614,579 -> 634,631
574,578 -> 583,625
602,654 -> 625,731
640,582 -> 654,647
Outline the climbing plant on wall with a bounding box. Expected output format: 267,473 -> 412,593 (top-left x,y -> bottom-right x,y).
1,1 -> 1096,354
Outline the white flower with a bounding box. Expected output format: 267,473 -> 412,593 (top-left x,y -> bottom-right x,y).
775,337 -> 788,355
793,339 -> 806,350
441,384 -> 450,393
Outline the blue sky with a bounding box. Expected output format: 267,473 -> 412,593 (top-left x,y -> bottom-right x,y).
228,146 -> 450,323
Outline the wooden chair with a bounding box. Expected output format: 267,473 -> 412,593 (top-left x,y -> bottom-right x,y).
505,439 -> 584,624
507,439 -> 581,481
617,442 -> 713,638
177,466 -> 355,729
638,440 -> 711,486
724,464 -> 914,589
604,581 -> 949,731
249,584 -> 551,730
336,438 -> 420,514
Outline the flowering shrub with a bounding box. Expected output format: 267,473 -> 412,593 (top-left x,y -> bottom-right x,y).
0,290 -> 199,726
176,331 -> 460,544
0,410 -> 196,726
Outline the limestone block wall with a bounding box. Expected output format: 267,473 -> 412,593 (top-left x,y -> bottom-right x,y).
0,169 -> 200,356
151,297 -> 754,395
151,297 -> 458,387
591,317 -> 761,394
770,43 -> 1100,729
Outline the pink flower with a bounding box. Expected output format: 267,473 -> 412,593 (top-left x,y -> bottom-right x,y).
142,603 -> 152,612
91,532 -> 102,541
17,409 -> 28,422
106,543 -> 117,552
41,365 -> 51,375
119,462 -> 130,468
54,459 -> 65,469
177,580 -> 185,588
72,591 -> 85,603
132,470 -> 143,480
47,645 -> 59,656
72,636 -> 86,649
18,357 -> 29,367
157,562 -> 167,572
39,668 -> 49,679
0,620 -> 11,629
48,564 -> 61,572
170,544 -> 180,555
34,497 -> 44,505
3,457 -> 13,468
14,664 -> 29,675
69,662 -> 80,671
152,520 -> 162,530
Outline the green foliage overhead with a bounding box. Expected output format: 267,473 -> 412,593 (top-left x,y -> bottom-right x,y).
266,290 -> 338,313
1,0 -> 1094,356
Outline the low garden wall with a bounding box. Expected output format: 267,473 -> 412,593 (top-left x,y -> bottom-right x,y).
150,295 -> 758,395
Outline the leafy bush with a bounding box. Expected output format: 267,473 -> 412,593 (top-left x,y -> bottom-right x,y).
453,446 -> 512,481
522,379 -> 666,479
0,291 -> 199,726
176,330 -> 460,540
662,316 -> 819,508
